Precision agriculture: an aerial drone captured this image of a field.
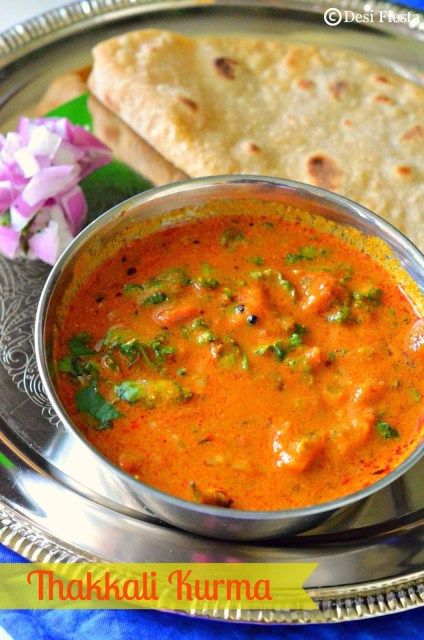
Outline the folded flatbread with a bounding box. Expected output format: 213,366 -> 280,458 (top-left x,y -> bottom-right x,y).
35,71 -> 186,185
89,96 -> 186,185
89,29 -> 424,249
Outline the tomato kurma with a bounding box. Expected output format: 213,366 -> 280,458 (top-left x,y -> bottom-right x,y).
53,208 -> 424,510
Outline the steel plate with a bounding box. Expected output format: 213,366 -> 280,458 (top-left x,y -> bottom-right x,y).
0,0 -> 424,623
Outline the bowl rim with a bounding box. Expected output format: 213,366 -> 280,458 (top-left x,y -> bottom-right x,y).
35,174 -> 424,522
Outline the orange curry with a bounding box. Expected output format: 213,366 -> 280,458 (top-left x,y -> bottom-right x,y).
53,210 -> 424,510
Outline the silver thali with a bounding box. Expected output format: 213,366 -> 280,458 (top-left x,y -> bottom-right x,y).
0,0 -> 424,624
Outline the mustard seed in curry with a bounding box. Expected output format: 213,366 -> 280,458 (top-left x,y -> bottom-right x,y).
53,210 -> 424,511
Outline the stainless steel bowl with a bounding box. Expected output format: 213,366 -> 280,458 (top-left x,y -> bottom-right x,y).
35,175 -> 424,541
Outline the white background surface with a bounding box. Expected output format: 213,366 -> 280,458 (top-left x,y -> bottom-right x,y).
1,0 -> 68,32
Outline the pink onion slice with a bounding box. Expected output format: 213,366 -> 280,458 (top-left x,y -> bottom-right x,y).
59,185 -> 87,236
27,205 -> 73,266
0,181 -> 16,214
28,125 -> 62,159
0,225 -> 21,259
0,116 -> 113,265
22,165 -> 80,207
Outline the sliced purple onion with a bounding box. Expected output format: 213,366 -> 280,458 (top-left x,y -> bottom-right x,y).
13,147 -> 41,179
0,181 -> 16,214
22,165 -> 80,207
0,116 -> 112,265
59,185 -> 87,235
0,225 -> 21,259
27,205 -> 73,266
9,195 -> 42,231
28,125 -> 62,159
53,140 -> 84,166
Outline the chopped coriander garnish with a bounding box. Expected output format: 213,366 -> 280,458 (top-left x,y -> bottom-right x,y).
352,287 -> 383,305
255,340 -> 286,362
289,333 -> 303,348
69,332 -> 95,357
293,323 -> 307,335
191,317 -> 208,330
196,330 -> 215,344
115,379 -> 191,408
124,268 -> 190,300
249,268 -> 272,280
376,421 -> 400,439
75,385 -> 120,429
250,256 -> 264,265
123,283 -> 145,293
58,356 -> 99,381
285,357 -> 299,369
201,262 -> 214,277
222,287 -> 234,300
142,291 -> 168,306
149,334 -> 176,364
249,270 -> 264,280
220,228 -> 245,247
114,380 -> 143,404
103,327 -> 175,368
277,275 -> 296,300
410,388 -> 421,403
327,304 -> 350,324
327,348 -> 348,362
195,277 -> 220,289
273,342 -> 286,361
285,246 -> 317,265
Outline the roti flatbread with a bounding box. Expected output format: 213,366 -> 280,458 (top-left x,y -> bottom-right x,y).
89,96 -> 186,185
88,29 -> 424,248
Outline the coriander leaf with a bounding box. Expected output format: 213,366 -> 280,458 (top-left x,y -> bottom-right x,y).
250,256 -> 264,266
115,379 -> 191,408
194,278 -> 220,289
142,291 -> 168,306
255,340 -> 286,361
410,388 -> 421,403
76,386 -> 120,429
58,355 -> 98,381
352,287 -> 383,306
376,421 -> 400,439
196,330 -> 215,344
285,246 -> 317,265
123,283 -> 145,293
69,332 -> 95,356
300,246 -> 317,260
277,275 -> 296,300
190,317 -> 208,330
201,262 -> 214,277
293,323 -> 307,335
289,333 -> 303,348
58,356 -> 73,373
220,228 -> 244,247
149,335 -> 176,364
273,341 -> 286,361
327,304 -> 350,324
115,381 -> 144,404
